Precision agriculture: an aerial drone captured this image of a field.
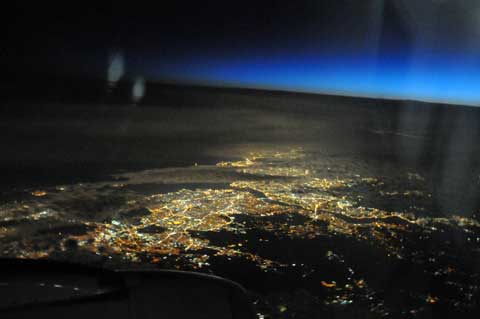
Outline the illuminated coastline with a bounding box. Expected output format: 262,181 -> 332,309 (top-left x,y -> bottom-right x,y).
1,148 -> 479,316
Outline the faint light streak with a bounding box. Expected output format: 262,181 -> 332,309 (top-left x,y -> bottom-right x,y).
132,76 -> 146,104
107,51 -> 125,89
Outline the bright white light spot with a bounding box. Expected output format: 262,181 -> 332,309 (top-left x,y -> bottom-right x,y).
132,76 -> 146,104
107,51 -> 125,87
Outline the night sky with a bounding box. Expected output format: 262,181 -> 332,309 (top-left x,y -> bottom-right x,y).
3,1 -> 480,105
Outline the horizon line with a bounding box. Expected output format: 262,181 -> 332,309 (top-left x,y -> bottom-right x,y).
144,78 -> 480,108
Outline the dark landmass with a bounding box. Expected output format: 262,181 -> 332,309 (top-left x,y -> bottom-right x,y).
1,79 -> 480,318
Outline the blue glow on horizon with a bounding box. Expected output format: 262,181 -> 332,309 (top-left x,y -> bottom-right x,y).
138,49 -> 480,106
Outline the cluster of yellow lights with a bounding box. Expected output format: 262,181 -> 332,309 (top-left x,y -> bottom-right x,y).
0,147 -> 479,315
1,148 -> 479,267
67,188 -> 294,268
